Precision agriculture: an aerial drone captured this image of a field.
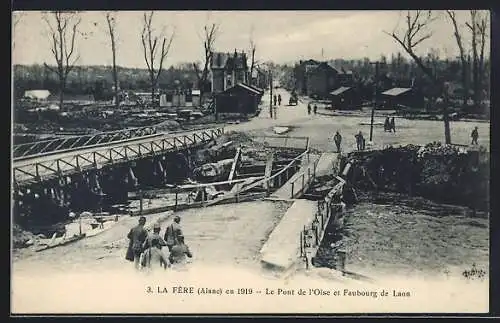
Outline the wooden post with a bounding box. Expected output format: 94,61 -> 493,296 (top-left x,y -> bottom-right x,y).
291,182 -> 294,199
139,189 -> 143,215
175,191 -> 178,211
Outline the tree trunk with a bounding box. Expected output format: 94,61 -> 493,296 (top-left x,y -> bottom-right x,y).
59,76 -> 65,111
111,33 -> 119,110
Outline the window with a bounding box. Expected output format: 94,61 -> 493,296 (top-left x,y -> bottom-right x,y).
166,94 -> 173,102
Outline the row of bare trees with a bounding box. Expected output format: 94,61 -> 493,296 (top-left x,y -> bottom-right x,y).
38,11 -> 175,110
36,11 -> 259,110
387,10 -> 489,145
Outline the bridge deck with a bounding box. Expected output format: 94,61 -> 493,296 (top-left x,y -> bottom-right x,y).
12,128 -> 224,186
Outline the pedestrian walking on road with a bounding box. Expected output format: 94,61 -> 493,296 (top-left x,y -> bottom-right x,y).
273,105 -> 277,119
390,117 -> 396,133
164,215 -> 183,252
273,94 -> 277,106
307,103 -> 311,115
471,126 -> 479,145
355,131 -> 364,151
126,216 -> 148,270
277,94 -> 282,106
333,131 -> 342,153
384,117 -> 390,132
313,104 -> 318,115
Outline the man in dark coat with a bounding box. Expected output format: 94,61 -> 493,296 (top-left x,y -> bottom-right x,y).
164,215 -> 183,252
126,216 -> 148,269
471,126 -> 479,145
333,131 -> 342,153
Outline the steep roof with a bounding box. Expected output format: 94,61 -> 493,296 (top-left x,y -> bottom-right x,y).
330,87 -> 352,96
211,51 -> 248,70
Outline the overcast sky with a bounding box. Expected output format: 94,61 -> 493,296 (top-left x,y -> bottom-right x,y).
12,10 -> 490,68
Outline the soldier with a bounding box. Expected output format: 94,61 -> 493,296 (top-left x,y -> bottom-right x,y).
355,131 -> 364,151
164,215 -> 183,252
141,238 -> 170,271
277,94 -> 282,106
169,235 -> 193,266
390,117 -> 396,133
307,103 -> 312,115
333,131 -> 342,153
313,104 -> 318,115
126,216 -> 148,270
142,223 -> 167,250
273,94 -> 277,106
471,126 -> 479,145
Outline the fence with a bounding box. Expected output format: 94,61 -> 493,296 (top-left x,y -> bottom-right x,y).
289,155 -> 319,199
13,127 -> 225,186
299,179 -> 346,270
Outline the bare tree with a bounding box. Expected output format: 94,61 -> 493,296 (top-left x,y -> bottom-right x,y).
104,12 -> 119,109
193,23 -> 219,101
12,12 -> 25,50
249,26 -> 257,86
42,11 -> 82,111
446,10 -> 469,107
141,11 -> 175,105
385,10 -> 451,144
466,10 -> 489,107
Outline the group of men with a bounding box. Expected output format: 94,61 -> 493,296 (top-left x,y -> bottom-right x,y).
331,130 -> 365,152
126,215 -> 192,271
384,117 -> 396,132
307,103 -> 318,115
270,94 -> 282,119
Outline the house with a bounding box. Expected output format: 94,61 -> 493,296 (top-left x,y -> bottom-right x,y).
306,62 -> 341,99
210,50 -> 249,94
251,67 -> 270,90
329,86 -> 360,110
215,83 -> 263,117
160,89 -> 200,109
23,90 -> 51,101
293,59 -> 320,95
381,87 -> 424,110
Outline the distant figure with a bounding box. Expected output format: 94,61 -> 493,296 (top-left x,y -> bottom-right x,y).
313,104 -> 318,115
164,215 -> 183,252
384,117 -> 390,132
273,105 -> 277,119
169,235 -> 193,266
307,103 -> 312,115
333,131 -> 342,153
390,117 -> 396,133
471,126 -> 479,145
277,94 -> 282,106
355,131 -> 364,151
269,106 -> 273,118
141,238 -> 170,271
126,216 -> 148,269
273,94 -> 277,106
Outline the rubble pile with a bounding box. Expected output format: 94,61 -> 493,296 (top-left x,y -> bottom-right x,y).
344,143 -> 489,211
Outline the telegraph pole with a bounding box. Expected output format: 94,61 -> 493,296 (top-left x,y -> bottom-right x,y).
269,70 -> 273,118
368,61 -> 385,142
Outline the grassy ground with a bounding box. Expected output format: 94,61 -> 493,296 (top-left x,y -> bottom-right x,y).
339,201 -> 489,278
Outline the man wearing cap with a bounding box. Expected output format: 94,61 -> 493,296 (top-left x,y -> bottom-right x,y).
143,223 -> 167,250
164,215 -> 183,252
141,238 -> 170,271
126,216 -> 148,269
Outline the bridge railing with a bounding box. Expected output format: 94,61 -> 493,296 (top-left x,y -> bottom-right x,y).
13,127 -> 224,186
13,126 -> 158,158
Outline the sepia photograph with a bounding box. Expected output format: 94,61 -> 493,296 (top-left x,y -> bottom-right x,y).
11,10 -> 491,314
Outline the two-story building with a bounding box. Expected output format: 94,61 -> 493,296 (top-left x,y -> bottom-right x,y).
210,50 -> 249,94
